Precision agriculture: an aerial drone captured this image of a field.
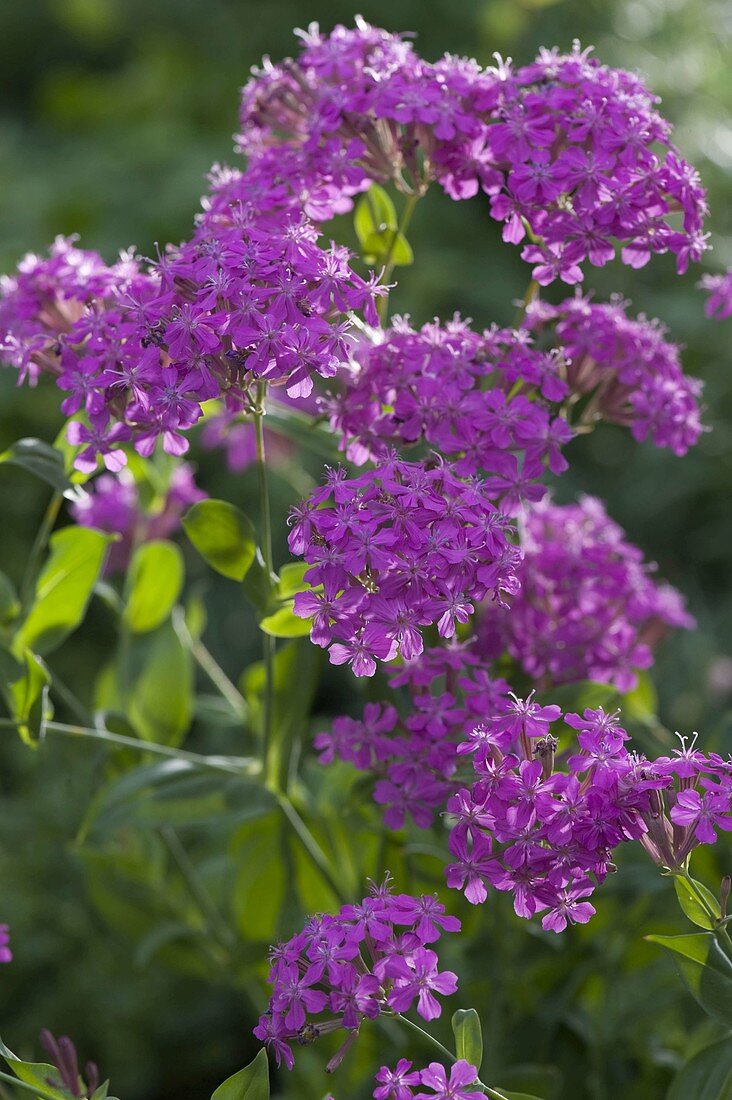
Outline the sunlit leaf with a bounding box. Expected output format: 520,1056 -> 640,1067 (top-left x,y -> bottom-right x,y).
13,526 -> 111,657
674,875 -> 721,930
259,601 -> 312,638
452,1008 -> 483,1073
123,540 -> 184,633
183,500 -> 256,581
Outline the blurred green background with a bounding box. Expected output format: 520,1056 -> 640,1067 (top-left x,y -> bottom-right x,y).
0,1 -> 731,1098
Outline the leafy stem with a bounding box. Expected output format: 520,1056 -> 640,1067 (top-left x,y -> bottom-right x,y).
20,490 -> 62,611
0,1069 -> 66,1100
393,1013 -> 511,1100
378,192 -> 420,324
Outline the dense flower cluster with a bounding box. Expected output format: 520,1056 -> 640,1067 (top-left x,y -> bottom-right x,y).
447,701 -> 732,929
316,644 -> 512,829
70,462 -> 205,573
288,457 -> 521,674
524,294 -> 704,455
254,880 -> 460,1070
239,22 -> 707,281
326,316 -> 572,504
700,269 -> 732,320
476,495 -> 694,691
374,1059 -> 482,1100
0,186 -> 378,469
0,924 -> 11,963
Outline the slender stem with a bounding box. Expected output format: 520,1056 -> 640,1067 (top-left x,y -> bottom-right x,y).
172,608 -> 247,718
0,1069 -> 64,1100
378,193 -> 420,324
20,491 -> 62,609
5,718 -> 259,777
253,381 -> 276,784
394,1014 -> 510,1100
277,793 -> 349,905
46,665 -> 92,725
159,825 -> 237,952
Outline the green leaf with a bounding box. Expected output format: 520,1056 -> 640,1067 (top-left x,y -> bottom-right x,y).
0,438 -> 81,499
123,540 -> 184,633
354,183 -> 397,246
276,562 -> 311,599
647,932 -> 732,1027
668,1037 -> 732,1100
183,500 -> 256,581
0,1036 -> 70,1100
361,229 -> 414,266
7,649 -> 52,747
0,571 -> 20,626
13,526 -> 111,657
452,1008 -> 483,1073
127,622 -> 194,745
622,669 -> 659,721
211,1048 -> 269,1100
259,601 -> 312,638
675,875 -> 721,930
241,550 -> 276,616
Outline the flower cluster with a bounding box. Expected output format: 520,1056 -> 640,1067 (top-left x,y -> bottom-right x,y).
288,457 -> 521,674
700,269 -> 732,320
70,462 -> 205,573
476,495 -> 694,691
239,22 -> 707,281
326,316 -> 572,506
0,184 -> 378,469
0,925 -> 11,963
316,644 -> 512,829
254,881 -> 460,1070
374,1059 -> 482,1100
524,294 -> 704,455
447,700 -> 732,929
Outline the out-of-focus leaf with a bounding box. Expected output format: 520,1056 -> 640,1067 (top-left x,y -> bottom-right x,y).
183,500 -> 256,581
231,813 -> 286,942
0,437 -> 81,499
276,562 -> 310,599
452,1008 -> 483,1073
668,1037 -> 732,1099
240,639 -> 319,780
647,932 -> 732,1027
211,1048 -> 269,1100
354,183 -> 397,246
361,228 -> 414,266
123,540 -> 184,633
13,526 -> 111,656
622,670 -> 659,720
669,1038 -> 732,1100
675,875 -> 721,930
127,622 -> 194,745
259,601 -> 312,638
0,645 -> 52,747
241,550 -> 276,616
0,571 -> 20,626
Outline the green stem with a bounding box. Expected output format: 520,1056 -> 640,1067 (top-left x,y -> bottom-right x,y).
277,793 -> 349,905
378,193 -> 420,324
171,608 -> 247,719
253,382 -> 277,787
394,1015 -> 509,1100
0,1069 -> 64,1100
20,491 -> 62,610
5,718 -> 259,777
159,825 -> 237,952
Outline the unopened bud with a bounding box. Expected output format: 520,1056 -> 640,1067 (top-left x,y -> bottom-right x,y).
720,875 -> 731,920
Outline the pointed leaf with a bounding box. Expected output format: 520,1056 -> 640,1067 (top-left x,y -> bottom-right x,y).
259,601 -> 312,638
211,1047 -> 269,1099
354,183 -> 397,246
13,526 -> 111,656
361,229 -> 414,266
123,540 -> 184,633
647,932 -> 732,1027
183,500 -> 256,581
674,875 -> 721,930
0,1036 -> 70,1100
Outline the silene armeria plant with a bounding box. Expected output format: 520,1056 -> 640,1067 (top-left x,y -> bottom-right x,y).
0,15 -> 731,1100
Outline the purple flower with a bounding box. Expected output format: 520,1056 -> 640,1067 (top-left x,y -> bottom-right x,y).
475,495 -> 694,691
0,925 -> 11,963
415,1060 -> 483,1100
700,269 -> 732,320
374,1060 -> 421,1100
255,880 -> 460,1069
289,457 -> 520,674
